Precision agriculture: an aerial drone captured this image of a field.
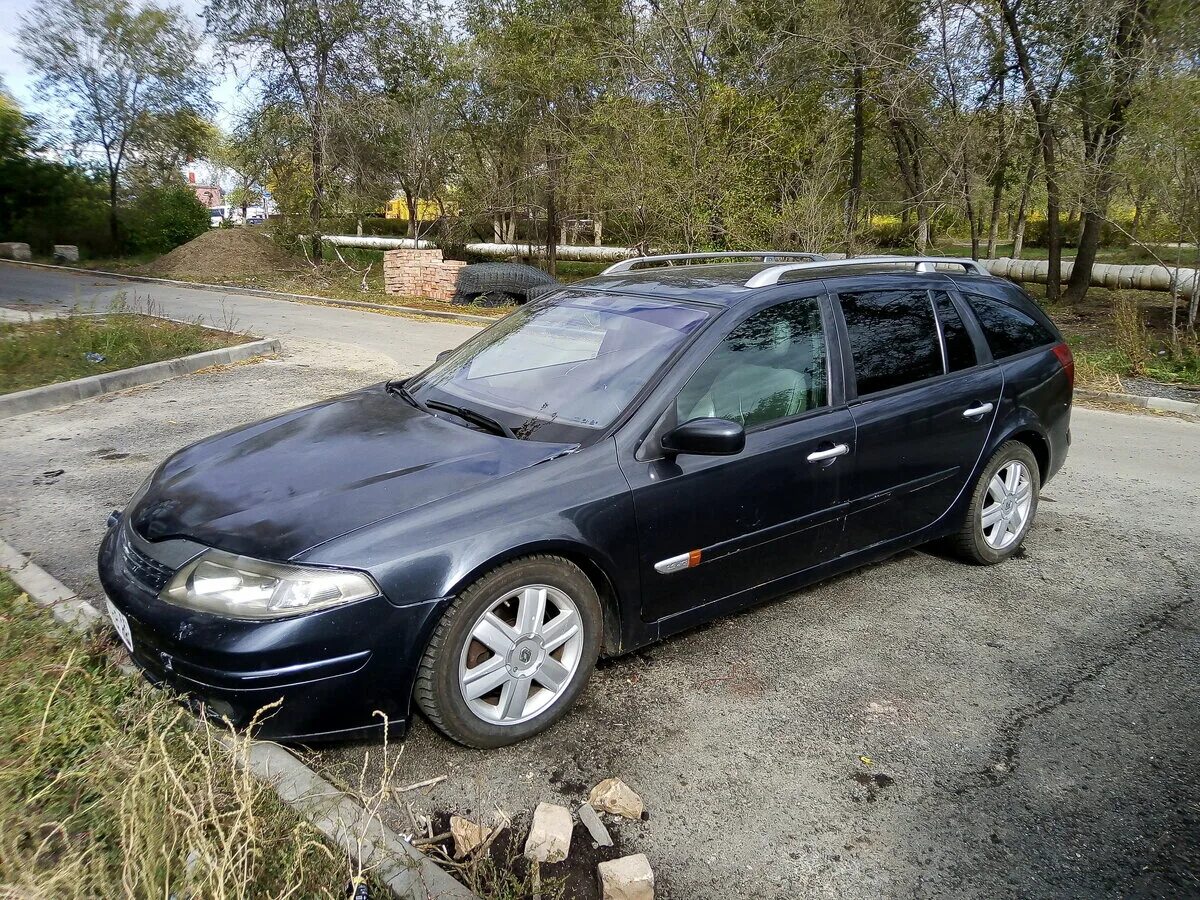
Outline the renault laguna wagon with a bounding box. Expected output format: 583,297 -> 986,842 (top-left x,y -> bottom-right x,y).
99,253 -> 1072,747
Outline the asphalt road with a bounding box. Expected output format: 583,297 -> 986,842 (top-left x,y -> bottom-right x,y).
1,262 -> 1196,897
0,260 -> 479,368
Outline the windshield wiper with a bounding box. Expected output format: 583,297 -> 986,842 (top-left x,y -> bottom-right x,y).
385,380 -> 426,411
426,399 -> 516,439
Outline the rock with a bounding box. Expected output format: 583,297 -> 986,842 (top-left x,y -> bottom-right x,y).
449,814 -> 496,859
587,778 -> 644,820
0,242 -> 32,261
53,244 -> 79,262
524,802 -> 573,863
577,802 -> 613,847
597,853 -> 655,899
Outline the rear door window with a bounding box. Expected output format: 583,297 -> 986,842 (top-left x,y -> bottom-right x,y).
964,293 -> 1057,359
839,289 -> 943,396
932,291 -> 977,372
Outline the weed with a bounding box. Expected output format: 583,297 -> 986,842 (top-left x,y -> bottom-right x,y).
0,296 -> 247,395
0,574 -> 378,898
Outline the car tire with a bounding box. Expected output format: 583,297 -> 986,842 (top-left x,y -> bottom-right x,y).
452,262 -> 557,305
950,440 -> 1040,565
413,555 -> 602,748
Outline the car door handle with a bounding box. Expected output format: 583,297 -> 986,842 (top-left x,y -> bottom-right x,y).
963,402 -> 995,419
807,443 -> 850,463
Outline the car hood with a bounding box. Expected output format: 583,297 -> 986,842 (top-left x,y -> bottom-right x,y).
130,384 -> 575,560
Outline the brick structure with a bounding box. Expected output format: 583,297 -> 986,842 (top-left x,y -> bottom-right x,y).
383,248 -> 467,302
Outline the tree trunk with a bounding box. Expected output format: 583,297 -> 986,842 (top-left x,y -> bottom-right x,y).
1063,0 -> 1151,304
999,0 -> 1062,300
309,133 -> 323,261
594,215 -> 603,246
1012,150 -> 1037,259
845,62 -> 865,243
108,172 -> 120,251
1189,243 -> 1199,331
405,189 -> 418,240
545,150 -> 558,277
916,206 -> 930,254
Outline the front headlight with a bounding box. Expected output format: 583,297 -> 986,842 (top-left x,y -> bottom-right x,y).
161,549 -> 380,620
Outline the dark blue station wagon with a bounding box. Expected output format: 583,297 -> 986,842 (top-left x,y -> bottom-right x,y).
99,253 -> 1073,747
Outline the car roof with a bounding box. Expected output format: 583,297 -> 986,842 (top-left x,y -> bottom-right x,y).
576,261 -> 994,307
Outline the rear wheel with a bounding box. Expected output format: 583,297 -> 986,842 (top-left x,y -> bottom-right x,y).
950,441 -> 1039,564
413,556 -> 601,748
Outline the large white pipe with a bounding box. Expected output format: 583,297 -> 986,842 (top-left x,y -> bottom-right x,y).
322,237 -> 1197,293
982,257 -> 1197,294
463,242 -> 637,261
321,234 -> 637,261
323,235 -> 436,250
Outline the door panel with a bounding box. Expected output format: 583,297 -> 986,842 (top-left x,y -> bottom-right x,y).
620,289 -> 853,624
624,409 -> 856,622
834,285 -> 1003,550
843,366 -> 1001,549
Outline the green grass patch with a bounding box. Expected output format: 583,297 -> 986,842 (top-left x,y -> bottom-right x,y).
0,301 -> 247,395
0,572 -> 381,897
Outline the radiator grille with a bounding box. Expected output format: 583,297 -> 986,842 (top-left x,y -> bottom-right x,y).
122,539 -> 175,593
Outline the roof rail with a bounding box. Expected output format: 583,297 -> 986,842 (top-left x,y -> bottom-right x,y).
744,255 -> 992,288
601,250 -> 826,275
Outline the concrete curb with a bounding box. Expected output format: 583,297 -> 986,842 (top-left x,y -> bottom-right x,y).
1,258 -> 495,325
0,337 -> 281,420
0,535 -> 476,900
1076,388 -> 1200,415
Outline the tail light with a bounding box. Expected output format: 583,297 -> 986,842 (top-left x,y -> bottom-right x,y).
1051,342 -> 1074,390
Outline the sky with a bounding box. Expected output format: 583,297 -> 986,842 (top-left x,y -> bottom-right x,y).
0,0 -> 241,126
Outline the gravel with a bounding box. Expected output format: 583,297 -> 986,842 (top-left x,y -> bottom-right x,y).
0,340 -> 1196,898
1118,375 -> 1200,404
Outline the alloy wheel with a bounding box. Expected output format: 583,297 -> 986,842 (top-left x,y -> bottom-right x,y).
981,460 -> 1033,550
457,583 -> 584,725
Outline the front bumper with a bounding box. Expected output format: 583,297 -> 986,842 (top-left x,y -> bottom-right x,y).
97,521 -> 447,742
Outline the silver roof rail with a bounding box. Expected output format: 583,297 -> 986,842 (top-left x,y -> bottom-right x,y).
601,250 -> 826,275
744,255 -> 993,288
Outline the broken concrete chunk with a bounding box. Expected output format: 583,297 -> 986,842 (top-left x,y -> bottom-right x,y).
53,244 -> 79,262
449,814 -> 495,859
0,242 -> 31,261
577,801 -> 613,847
524,801 -> 573,863
588,778 -> 644,820
598,853 -> 654,899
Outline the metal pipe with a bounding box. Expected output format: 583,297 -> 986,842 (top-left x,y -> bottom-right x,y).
981,257 -> 1197,294
320,235 -> 637,261
322,235 -> 436,250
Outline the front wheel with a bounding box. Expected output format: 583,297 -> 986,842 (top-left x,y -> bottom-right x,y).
950,441 -> 1040,564
413,556 -> 602,748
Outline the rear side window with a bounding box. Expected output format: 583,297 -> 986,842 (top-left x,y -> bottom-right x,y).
932,292 -> 977,372
839,289 -> 943,396
964,293 -> 1057,359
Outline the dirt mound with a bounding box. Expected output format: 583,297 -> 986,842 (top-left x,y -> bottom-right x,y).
139,228 -> 299,280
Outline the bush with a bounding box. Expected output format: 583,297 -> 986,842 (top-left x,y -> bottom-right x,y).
121,185 -> 210,255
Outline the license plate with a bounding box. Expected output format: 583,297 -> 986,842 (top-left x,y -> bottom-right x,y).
105,598 -> 133,652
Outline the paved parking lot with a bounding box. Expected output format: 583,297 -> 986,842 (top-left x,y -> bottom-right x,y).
1,269 -> 1196,897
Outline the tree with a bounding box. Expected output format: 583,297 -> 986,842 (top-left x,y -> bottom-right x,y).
19,0 -> 208,248
206,0 -> 394,258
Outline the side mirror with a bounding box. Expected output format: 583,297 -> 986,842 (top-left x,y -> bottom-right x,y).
661,417 -> 745,457
435,349 -> 454,363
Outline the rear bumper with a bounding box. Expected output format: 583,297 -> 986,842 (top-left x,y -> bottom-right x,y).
97,522 -> 447,742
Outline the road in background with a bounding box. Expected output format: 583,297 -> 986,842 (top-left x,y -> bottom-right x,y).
0,261 -> 479,368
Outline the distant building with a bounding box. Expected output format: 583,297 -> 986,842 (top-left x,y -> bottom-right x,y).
187,170 -> 223,208
385,197 -> 457,221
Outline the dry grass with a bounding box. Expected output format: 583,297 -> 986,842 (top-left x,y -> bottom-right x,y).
0,574 -> 381,899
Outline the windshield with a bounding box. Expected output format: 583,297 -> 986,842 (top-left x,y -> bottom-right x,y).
409,291 -> 709,443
